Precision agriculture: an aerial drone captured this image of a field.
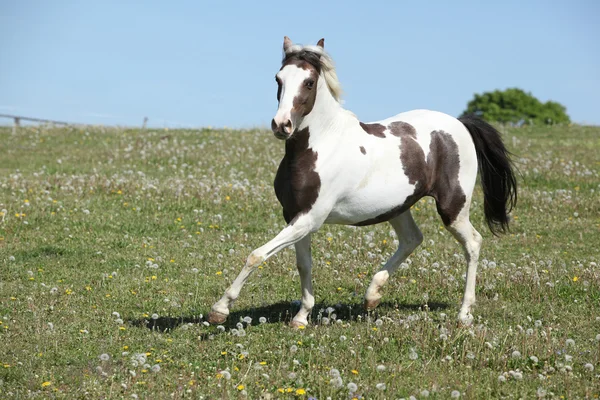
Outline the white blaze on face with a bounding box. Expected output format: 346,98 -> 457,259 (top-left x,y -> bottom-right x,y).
274,64 -> 312,134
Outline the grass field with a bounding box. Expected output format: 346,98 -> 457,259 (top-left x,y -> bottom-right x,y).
0,123 -> 599,399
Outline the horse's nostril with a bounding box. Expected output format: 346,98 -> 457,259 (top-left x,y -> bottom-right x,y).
284,120 -> 292,129
271,119 -> 278,131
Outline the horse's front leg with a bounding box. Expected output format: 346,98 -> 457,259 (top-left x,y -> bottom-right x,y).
207,214 -> 317,325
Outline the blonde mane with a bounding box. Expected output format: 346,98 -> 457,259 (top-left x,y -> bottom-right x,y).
283,44 -> 343,103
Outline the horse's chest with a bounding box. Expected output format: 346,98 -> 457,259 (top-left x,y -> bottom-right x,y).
274,148 -> 321,223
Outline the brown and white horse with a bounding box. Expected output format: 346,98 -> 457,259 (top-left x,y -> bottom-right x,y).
208,37 -> 517,327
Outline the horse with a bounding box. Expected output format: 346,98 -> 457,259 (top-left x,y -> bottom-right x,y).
207,36 -> 517,327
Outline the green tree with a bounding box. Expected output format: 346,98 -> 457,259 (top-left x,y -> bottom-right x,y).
461,88 -> 570,125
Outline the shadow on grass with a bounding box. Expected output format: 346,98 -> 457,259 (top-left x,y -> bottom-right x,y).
129,300 -> 449,334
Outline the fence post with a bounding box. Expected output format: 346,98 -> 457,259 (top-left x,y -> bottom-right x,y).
13,117 -> 20,135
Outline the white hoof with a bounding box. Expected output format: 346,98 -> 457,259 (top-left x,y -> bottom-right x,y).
458,311 -> 473,326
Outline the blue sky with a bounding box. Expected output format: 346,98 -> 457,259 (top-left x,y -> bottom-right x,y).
1,1 -> 598,127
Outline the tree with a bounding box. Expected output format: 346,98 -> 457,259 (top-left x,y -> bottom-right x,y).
461,88 -> 570,125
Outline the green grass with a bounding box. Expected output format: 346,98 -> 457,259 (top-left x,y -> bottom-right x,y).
0,124 -> 599,399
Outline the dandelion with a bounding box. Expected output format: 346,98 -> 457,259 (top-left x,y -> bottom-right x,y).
339,335 -> 347,341
375,318 -> 383,327
565,338 -> 575,346
243,316 -> 252,324
375,383 -> 386,390
8,256 -> 15,262
41,381 -> 52,388
151,364 -> 160,372
221,370 -> 231,379
511,350 -> 521,359
99,353 -> 110,361
451,390 -> 461,398
295,388 -> 306,395
584,363 -> 594,372
329,376 -> 343,388
526,328 -> 534,335
259,317 -> 267,324
596,334 -> 600,341
498,375 -> 506,382
376,364 -> 386,372
290,345 -> 298,353
347,382 -> 358,392
530,355 -> 539,363
409,348 -> 418,360
466,352 -> 475,360
535,320 -> 542,328
321,317 -> 330,325
151,313 -> 159,320
237,384 -> 245,390
421,389 -> 430,397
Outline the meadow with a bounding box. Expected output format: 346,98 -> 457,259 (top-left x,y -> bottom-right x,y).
0,123 -> 598,399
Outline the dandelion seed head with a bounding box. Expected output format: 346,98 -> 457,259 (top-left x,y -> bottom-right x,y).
584,363 -> 594,372
451,390 -> 461,398
99,353 -> 110,361
347,382 -> 358,392
565,338 -> 575,346
498,375 -> 506,382
329,376 -> 343,388
420,389 -> 430,397
511,350 -> 521,359
375,383 -> 386,390
259,317 -> 267,324
376,364 -> 386,372
151,364 -> 160,372
151,313 -> 159,320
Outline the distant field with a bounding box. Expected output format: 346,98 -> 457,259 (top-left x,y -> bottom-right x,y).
0,124 -> 598,399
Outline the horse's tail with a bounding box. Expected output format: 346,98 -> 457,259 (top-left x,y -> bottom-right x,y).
459,115 -> 518,235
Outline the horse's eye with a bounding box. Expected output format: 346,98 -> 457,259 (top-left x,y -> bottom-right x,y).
305,80 -> 314,89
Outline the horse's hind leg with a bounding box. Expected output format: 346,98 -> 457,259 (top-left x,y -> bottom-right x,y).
364,211 -> 423,310
438,197 -> 482,325
290,235 -> 314,328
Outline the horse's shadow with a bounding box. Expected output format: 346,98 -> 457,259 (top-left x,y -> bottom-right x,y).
129,300 -> 449,334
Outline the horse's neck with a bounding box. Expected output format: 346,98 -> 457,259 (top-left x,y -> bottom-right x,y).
298,86 -> 355,146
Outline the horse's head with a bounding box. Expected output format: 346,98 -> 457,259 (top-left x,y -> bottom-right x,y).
271,37 -> 326,140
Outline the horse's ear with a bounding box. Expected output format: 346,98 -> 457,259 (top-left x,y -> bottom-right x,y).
317,38 -> 325,49
283,36 -> 293,52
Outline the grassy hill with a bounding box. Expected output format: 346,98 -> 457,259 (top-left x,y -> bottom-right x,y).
0,124 -> 598,398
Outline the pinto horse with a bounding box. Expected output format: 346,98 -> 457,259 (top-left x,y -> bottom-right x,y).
208,37 -> 517,327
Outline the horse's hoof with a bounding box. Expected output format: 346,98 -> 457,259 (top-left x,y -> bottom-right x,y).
364,298 -> 380,311
458,312 -> 473,327
289,320 -> 307,329
207,311 -> 228,325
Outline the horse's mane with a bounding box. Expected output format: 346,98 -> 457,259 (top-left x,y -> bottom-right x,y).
283,44 -> 343,103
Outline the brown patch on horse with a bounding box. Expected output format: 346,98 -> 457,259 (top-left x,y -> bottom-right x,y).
354,129 -> 465,226
388,121 -> 417,138
428,131 -> 467,225
359,122 -> 386,138
291,67 -> 319,118
359,146 -> 366,155
274,127 -> 321,224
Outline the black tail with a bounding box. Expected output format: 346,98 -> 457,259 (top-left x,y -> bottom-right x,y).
459,115 -> 518,235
